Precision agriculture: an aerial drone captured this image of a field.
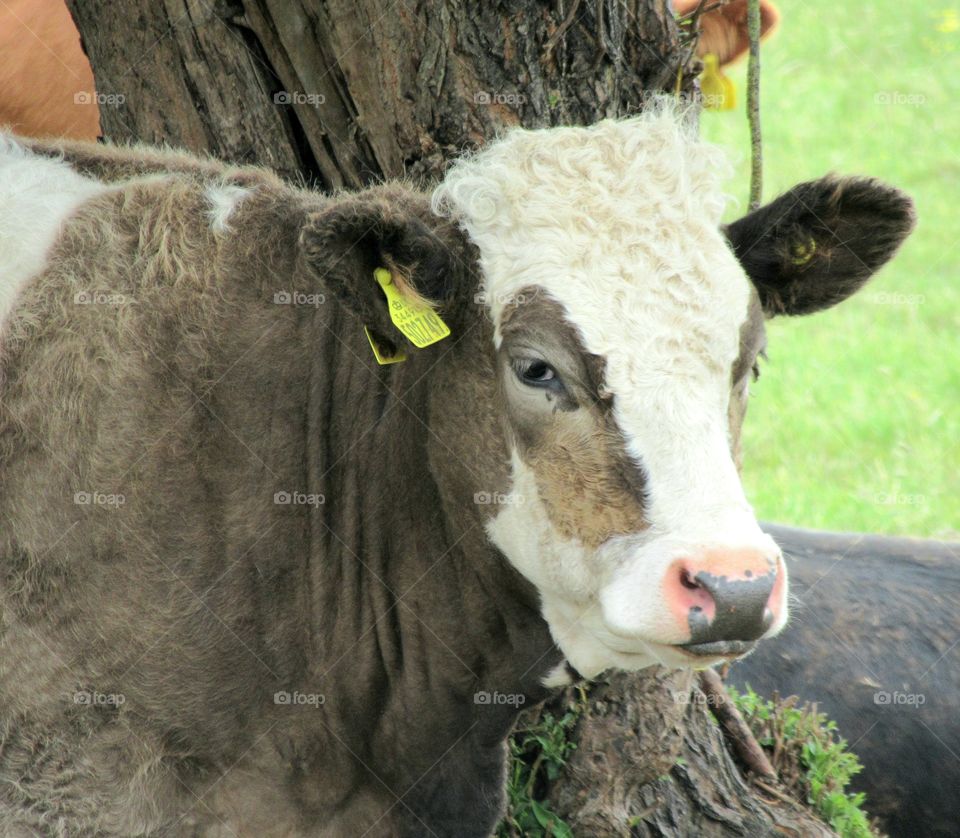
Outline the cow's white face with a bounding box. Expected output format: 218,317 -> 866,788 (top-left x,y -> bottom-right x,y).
433,110 -> 788,677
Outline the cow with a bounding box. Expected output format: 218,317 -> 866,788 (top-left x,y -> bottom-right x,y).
0,107 -> 915,836
0,0 -> 100,141
732,525 -> 960,838
674,0 -> 781,66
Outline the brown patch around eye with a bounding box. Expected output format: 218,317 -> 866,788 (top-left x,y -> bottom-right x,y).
525,419 -> 649,550
499,290 -> 649,547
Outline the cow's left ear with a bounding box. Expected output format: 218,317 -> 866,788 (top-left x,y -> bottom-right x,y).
299,191 -> 456,344
725,176 -> 916,316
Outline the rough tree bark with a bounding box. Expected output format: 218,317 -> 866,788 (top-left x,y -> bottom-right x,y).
67,0 -> 682,185
538,668 -> 833,836
65,1 -> 835,834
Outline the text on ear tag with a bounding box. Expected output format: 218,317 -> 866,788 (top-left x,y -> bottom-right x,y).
374,268 -> 450,349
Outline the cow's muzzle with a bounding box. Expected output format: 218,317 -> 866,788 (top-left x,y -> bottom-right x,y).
664,548 -> 786,651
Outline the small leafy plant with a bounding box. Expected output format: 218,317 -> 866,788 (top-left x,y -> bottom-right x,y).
730,685 -> 877,838
497,692 -> 586,838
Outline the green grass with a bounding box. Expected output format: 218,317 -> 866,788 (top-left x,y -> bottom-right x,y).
699,2 -> 960,539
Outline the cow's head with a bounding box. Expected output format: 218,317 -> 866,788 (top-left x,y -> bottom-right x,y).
302,109 -> 914,678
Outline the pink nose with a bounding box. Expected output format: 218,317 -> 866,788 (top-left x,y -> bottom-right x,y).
663,548 -> 785,645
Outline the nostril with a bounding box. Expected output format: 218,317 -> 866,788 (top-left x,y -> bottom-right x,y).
679,568 -> 700,591
671,564 -> 716,624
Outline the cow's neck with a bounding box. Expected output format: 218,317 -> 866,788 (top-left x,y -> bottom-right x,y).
301,311 -> 560,748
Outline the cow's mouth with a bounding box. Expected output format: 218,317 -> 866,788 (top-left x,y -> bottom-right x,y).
677,639 -> 757,658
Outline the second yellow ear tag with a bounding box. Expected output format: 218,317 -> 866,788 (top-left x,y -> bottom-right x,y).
364,326 -> 406,365
374,268 -> 450,349
700,53 -> 736,111
790,238 -> 818,267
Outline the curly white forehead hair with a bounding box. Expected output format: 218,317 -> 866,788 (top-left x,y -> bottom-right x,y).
431,100 -> 737,339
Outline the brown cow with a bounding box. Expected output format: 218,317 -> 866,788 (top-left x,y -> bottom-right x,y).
0,0 -> 99,140
675,0 -> 780,65
0,109 -> 913,835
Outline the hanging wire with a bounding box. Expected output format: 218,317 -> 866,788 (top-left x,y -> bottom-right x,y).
746,0 -> 763,209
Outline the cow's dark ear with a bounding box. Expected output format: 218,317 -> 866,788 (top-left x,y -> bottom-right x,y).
725,176 -> 916,316
299,191 -> 455,346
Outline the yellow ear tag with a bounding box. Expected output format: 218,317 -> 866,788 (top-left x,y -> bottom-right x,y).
700,53 -> 736,111
364,326 -> 407,365
373,268 -> 450,349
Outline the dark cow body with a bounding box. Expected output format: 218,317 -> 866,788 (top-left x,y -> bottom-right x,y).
732,525 -> 960,837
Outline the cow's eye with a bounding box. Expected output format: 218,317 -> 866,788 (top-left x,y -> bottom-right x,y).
515,358 -> 559,388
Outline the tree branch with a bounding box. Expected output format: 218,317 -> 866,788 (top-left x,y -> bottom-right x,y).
746,0 -> 763,209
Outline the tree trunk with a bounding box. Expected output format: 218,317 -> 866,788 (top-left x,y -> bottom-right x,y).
64,1 -> 835,834
541,670 -> 833,836
67,0 -> 682,185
